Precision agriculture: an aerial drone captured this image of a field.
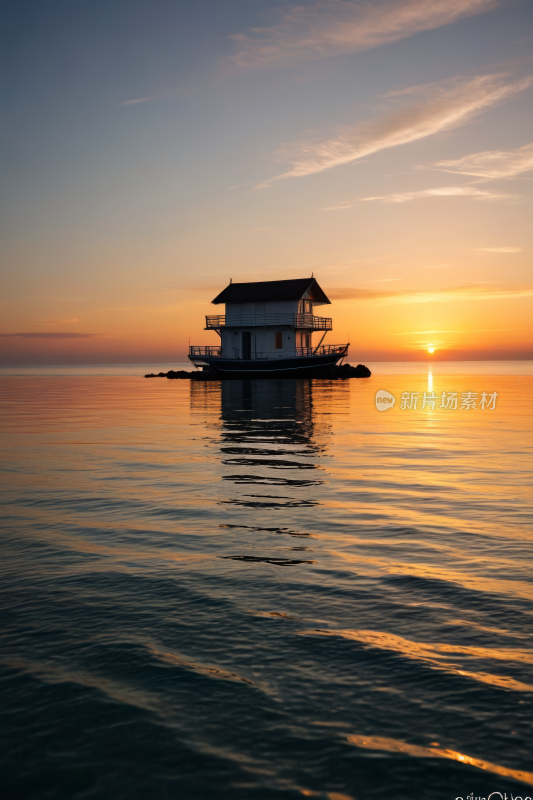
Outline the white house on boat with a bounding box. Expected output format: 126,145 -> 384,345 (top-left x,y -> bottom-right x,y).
189,278 -> 348,377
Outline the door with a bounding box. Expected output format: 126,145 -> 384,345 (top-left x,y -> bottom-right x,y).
242,331 -> 251,360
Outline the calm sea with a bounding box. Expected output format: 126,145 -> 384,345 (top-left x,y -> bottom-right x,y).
1,363 -> 532,800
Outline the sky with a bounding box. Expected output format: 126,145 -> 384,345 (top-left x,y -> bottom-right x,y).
1,0 -> 532,364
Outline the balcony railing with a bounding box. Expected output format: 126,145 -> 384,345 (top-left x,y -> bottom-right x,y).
189,346 -> 222,358
205,313 -> 332,331
296,344 -> 348,357
189,344 -> 348,360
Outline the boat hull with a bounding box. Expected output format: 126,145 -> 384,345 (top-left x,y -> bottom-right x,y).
188,352 -> 346,378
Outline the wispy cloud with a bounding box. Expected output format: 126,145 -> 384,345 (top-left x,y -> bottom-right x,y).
119,97 -> 152,106
101,303 -> 185,313
476,246 -> 523,253
0,332 -> 103,339
327,282 -> 533,304
323,185 -> 512,207
228,181 -> 255,190
429,142 -> 533,178
386,327 -> 510,334
40,318 -> 79,325
229,0 -> 501,68
322,200 -> 354,210
259,73 -> 532,186
360,185 -> 511,203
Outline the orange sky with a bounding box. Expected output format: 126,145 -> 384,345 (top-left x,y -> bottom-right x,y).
1,0 -> 532,364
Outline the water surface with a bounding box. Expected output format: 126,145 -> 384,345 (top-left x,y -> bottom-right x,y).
1,371 -> 532,799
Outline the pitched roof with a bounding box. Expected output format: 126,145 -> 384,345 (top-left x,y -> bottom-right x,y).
211,278 -> 331,305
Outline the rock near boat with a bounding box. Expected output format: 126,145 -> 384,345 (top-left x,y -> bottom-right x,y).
331,363 -> 371,378
144,363 -> 371,380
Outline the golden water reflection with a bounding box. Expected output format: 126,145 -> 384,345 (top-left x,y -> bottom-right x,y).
299,628 -> 533,693
347,734 -> 533,786
1,373 -> 532,793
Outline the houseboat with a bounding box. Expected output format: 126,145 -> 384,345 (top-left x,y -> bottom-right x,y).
188,277 -> 349,378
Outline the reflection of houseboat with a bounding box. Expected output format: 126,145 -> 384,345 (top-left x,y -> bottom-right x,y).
188,278 -> 349,378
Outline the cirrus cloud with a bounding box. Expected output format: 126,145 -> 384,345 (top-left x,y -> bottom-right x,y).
119,97 -> 152,107
40,318 -> 79,325
326,282 -> 533,304
257,72 -> 532,187
229,0 -> 502,68
0,332 -> 104,339
476,246 -> 523,253
429,142 -> 533,178
323,185 -> 513,207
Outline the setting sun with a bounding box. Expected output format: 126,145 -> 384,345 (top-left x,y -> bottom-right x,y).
427,347 -> 435,353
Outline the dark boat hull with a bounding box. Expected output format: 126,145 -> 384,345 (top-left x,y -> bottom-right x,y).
188,352 -> 345,378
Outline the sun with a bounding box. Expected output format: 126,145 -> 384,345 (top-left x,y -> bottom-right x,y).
427,347 -> 435,354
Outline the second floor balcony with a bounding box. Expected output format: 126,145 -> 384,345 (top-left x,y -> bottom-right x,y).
205,313 -> 332,331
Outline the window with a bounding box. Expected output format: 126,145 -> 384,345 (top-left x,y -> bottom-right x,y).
298,300 -> 312,314
275,332 -> 283,349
